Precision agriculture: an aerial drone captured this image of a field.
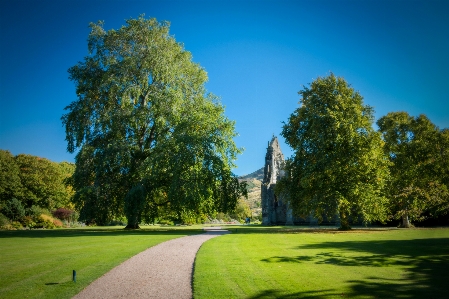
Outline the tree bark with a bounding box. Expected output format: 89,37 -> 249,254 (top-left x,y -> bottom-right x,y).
125,223 -> 140,229
338,209 -> 351,230
399,213 -> 411,228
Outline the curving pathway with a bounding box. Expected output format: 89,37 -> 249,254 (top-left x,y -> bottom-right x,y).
73,227 -> 228,299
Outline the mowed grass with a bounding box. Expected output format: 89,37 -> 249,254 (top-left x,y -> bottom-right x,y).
0,226 -> 202,299
194,227 -> 449,299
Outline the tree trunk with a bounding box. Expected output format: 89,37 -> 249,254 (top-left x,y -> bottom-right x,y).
125,223 -> 140,229
399,213 -> 411,228
338,209 -> 351,230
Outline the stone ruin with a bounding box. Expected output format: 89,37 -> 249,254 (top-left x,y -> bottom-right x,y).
261,136 -> 293,225
261,136 -> 341,226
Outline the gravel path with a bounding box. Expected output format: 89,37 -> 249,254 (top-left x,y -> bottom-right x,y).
73,227 -> 228,299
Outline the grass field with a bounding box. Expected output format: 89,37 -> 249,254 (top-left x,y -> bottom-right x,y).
2,226 -> 448,299
0,226 -> 202,299
194,227 -> 449,299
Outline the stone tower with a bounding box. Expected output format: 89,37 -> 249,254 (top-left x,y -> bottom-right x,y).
261,136 -> 293,225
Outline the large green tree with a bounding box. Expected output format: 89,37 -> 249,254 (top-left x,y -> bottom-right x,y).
278,74 -> 390,229
62,16 -> 245,228
377,112 -> 449,227
0,150 -> 23,208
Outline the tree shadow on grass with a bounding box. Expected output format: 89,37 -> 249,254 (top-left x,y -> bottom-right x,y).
261,238 -> 449,299
0,228 -> 203,238
261,255 -> 314,263
246,289 -> 338,299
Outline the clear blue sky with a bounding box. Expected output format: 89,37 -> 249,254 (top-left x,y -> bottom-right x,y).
1,0 -> 448,176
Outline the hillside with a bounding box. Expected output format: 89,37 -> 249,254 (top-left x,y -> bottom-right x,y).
239,167 -> 264,181
239,168 -> 264,218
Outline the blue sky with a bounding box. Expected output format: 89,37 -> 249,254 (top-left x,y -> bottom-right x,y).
0,0 -> 448,176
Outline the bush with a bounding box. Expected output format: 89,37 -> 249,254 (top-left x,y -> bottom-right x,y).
107,219 -> 127,226
21,216 -> 35,228
52,217 -> 63,227
11,221 -> 23,230
28,205 -> 50,219
52,208 -> 75,221
2,198 -> 25,221
0,213 -> 10,229
34,214 -> 62,229
157,219 -> 174,225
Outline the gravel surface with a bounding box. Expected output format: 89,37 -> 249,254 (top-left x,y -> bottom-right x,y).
72,228 -> 228,299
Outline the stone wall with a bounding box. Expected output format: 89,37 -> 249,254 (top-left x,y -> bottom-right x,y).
261,136 -> 293,225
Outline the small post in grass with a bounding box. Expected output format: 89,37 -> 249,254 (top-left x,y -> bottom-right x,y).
73,270 -> 76,283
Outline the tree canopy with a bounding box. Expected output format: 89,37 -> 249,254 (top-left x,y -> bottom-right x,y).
0,150 -> 75,223
377,112 -> 449,227
0,150 -> 23,208
62,16 -> 246,227
278,74 -> 390,229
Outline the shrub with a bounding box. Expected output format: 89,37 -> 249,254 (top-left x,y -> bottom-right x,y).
107,219 -> 126,226
52,218 -> 63,227
52,208 -> 75,221
34,214 -> 61,229
2,198 -> 25,221
11,221 -> 23,230
21,216 -> 35,228
0,213 -> 10,229
28,205 -> 50,220
158,219 -> 174,225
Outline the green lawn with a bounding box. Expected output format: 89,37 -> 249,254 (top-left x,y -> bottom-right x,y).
2,226 -> 448,299
193,227 -> 449,299
0,226 -> 201,299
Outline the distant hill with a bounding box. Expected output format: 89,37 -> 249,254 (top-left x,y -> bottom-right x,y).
238,167 -> 264,217
239,167 -> 264,181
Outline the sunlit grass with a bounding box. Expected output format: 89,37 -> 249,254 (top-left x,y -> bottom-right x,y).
194,227 -> 449,299
0,226 -> 201,299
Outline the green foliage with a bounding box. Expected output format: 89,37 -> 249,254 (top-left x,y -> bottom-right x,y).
0,150 -> 23,207
1,198 -> 25,222
229,198 -> 251,222
377,112 -> 449,227
279,74 -> 390,229
27,205 -> 50,219
157,219 -> 174,225
73,186 -> 114,225
0,150 -> 75,219
63,16 -> 246,227
0,213 -> 10,228
14,155 -> 72,210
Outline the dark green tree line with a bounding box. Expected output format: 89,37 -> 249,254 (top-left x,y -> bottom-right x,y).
0,150 -> 75,219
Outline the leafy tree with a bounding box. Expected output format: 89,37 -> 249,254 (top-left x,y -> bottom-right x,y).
229,198 -> 251,222
278,74 -> 390,230
377,112 -> 449,227
0,150 -> 23,207
2,198 -> 25,222
62,16 -> 246,228
14,155 -> 72,211
58,162 -> 76,208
